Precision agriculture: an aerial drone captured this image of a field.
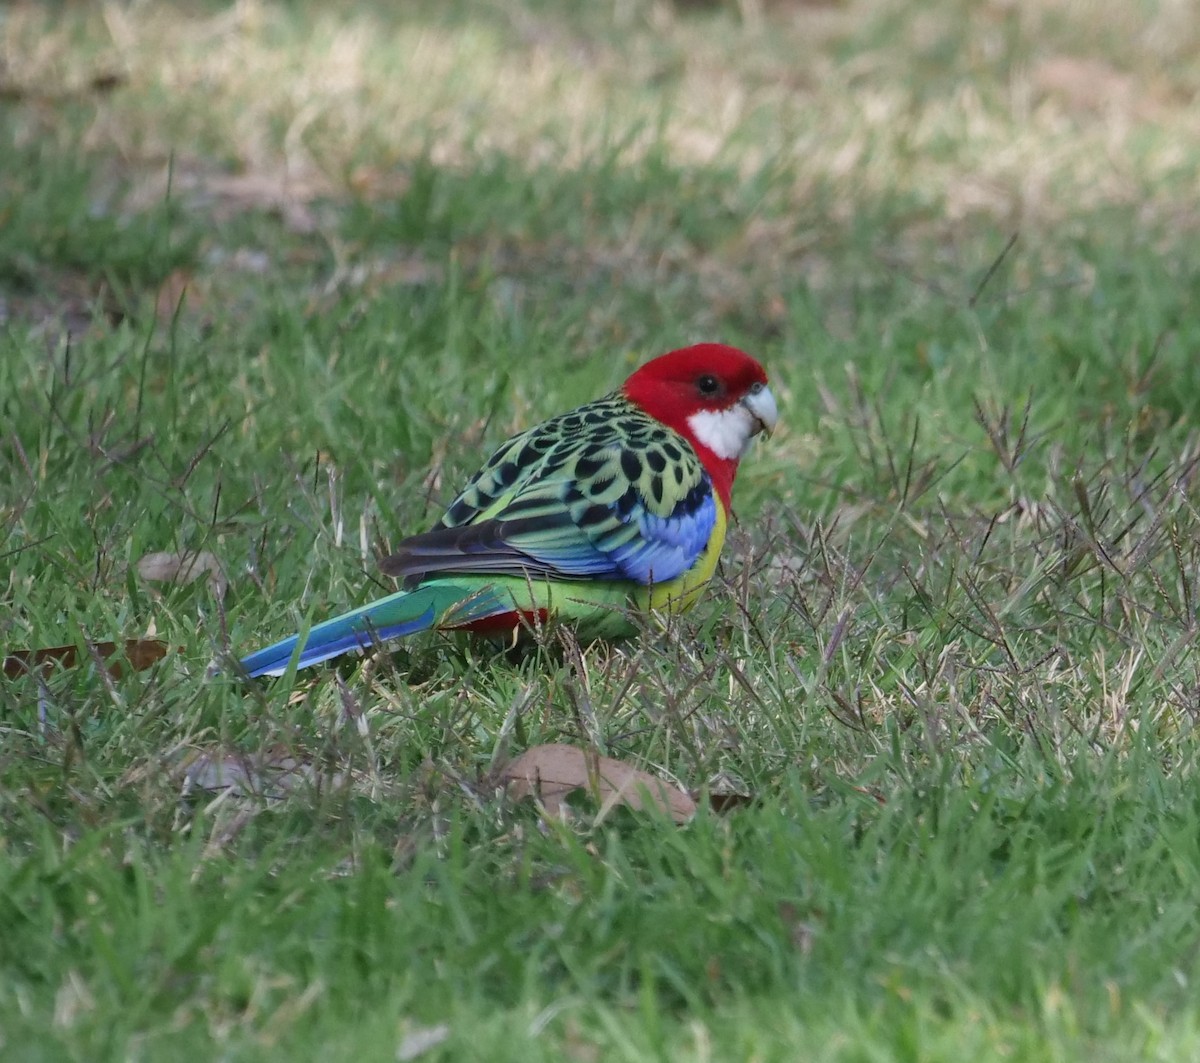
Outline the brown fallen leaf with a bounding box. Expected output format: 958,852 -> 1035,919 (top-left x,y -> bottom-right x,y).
396,1023 -> 451,1061
137,549 -> 228,598
1032,55 -> 1136,115
180,746 -> 348,803
154,268 -> 201,327
0,69 -> 126,104
502,743 -> 696,824
3,639 -> 171,679
695,769 -> 756,814
853,785 -> 888,806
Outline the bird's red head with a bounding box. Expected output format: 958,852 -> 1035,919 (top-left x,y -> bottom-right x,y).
623,343 -> 777,508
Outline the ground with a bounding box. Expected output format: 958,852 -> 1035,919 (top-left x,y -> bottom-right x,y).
2,0 -> 1200,1059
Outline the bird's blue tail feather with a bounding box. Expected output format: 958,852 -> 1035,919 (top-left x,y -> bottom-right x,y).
239,607 -> 437,678
239,582 -> 506,678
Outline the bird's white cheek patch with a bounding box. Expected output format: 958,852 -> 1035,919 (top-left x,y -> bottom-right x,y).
687,405 -> 756,460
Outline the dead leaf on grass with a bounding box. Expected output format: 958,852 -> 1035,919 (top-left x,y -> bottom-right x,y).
396,1023 -> 451,1061
180,746 -> 348,803
137,549 -> 228,598
123,164 -> 327,233
502,743 -> 696,824
2,270 -> 124,338
697,770 -> 756,813
202,171 -> 322,233
0,69 -> 126,103
1032,56 -> 1138,115
154,268 -> 204,327
2,639 -> 171,679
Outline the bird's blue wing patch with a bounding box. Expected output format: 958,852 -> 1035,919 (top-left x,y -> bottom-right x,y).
605,491 -> 718,584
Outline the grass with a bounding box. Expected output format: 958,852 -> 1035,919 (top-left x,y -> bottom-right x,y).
3,0 -> 1200,1058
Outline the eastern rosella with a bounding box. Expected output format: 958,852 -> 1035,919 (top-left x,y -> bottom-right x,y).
240,343 -> 777,678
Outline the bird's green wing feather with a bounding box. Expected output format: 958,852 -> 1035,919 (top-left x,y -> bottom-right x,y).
380,394 -> 719,587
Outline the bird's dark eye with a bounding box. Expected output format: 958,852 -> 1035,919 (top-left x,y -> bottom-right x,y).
696,374 -> 721,396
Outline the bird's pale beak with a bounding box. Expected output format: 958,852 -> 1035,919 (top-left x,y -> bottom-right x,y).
742,383 -> 778,438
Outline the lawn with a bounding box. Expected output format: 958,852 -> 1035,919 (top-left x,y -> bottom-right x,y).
3,0 -> 1200,1059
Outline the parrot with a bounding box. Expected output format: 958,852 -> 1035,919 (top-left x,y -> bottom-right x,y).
239,343 -> 778,678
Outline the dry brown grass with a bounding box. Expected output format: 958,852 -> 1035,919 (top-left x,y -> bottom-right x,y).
4,0 -> 1198,235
